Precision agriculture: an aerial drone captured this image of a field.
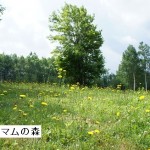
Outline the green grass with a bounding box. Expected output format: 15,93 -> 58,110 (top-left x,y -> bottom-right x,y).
0,82 -> 150,150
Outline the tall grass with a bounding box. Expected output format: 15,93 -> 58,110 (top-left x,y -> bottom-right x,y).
0,82 -> 150,150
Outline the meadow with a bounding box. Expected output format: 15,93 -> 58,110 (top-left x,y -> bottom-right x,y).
0,82 -> 150,150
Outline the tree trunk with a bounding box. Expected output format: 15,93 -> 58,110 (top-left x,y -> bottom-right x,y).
133,73 -> 136,91
145,72 -> 147,91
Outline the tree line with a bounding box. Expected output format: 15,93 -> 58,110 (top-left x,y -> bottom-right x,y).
0,52 -> 109,86
0,53 -> 57,83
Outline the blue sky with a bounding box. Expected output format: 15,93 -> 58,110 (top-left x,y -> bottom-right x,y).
0,0 -> 150,73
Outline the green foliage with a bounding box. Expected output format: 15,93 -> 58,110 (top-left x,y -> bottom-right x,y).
138,42 -> 150,91
0,4 -> 5,21
117,42 -> 150,90
0,53 -> 57,83
48,4 -> 105,86
117,45 -> 143,90
96,69 -> 119,88
1,83 -> 150,149
138,42 -> 150,71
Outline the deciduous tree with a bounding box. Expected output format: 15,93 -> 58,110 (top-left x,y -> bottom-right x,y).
48,4 -> 105,85
138,42 -> 150,91
117,45 -> 141,90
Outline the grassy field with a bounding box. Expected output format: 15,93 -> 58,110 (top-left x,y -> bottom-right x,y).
0,82 -> 150,150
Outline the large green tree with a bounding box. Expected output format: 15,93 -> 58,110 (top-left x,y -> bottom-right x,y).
48,4 -> 104,85
138,42 -> 150,91
117,45 -> 141,90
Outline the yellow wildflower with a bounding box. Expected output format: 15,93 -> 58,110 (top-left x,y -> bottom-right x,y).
63,109 -> 67,113
145,109 -> 150,113
58,68 -> 63,72
88,96 -> 92,100
20,95 -> 26,98
58,75 -> 62,78
88,131 -> 94,135
41,102 -> 48,106
116,112 -> 120,117
139,95 -> 145,100
94,129 -> 100,133
70,86 -> 75,90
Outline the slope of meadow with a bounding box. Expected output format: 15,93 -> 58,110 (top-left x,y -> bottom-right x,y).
0,82 -> 150,150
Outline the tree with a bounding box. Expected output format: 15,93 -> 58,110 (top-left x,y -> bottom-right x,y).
17,56 -> 26,82
0,4 -> 5,21
48,3 -> 104,86
138,42 -> 150,91
117,45 -> 141,90
0,54 -> 14,81
25,52 -> 40,82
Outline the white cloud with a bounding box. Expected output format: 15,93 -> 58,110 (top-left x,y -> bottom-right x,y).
1,0 -> 150,73
100,0 -> 150,26
121,36 -> 138,45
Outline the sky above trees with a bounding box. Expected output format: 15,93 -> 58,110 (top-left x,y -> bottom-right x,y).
0,0 -> 150,73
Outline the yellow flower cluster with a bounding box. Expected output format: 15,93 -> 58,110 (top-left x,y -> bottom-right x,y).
139,95 -> 145,100
88,129 -> 100,135
13,106 -> 28,116
57,68 -> 66,79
